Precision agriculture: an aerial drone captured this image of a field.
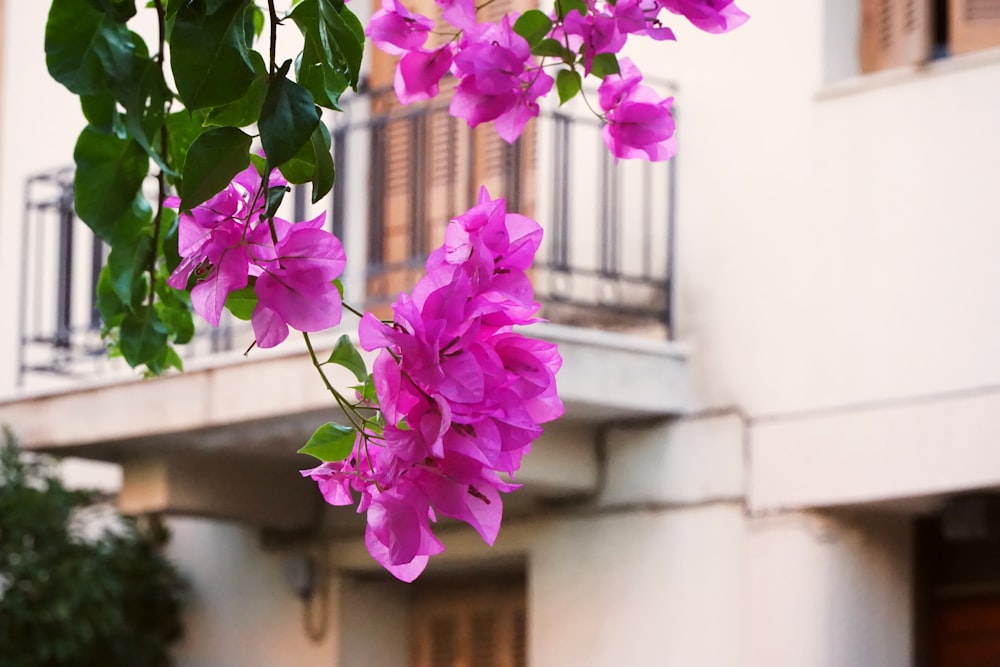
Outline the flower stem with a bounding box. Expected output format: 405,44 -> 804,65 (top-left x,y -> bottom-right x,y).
303,332 -> 367,433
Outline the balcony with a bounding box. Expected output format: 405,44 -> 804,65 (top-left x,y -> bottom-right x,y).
3,90 -> 688,530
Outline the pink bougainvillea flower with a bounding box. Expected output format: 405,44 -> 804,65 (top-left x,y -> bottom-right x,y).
598,57 -> 676,161
166,163 -> 346,348
657,0 -> 748,33
611,0 -> 677,40
305,188 -> 563,581
394,46 -> 455,104
493,69 -> 552,143
366,0 -> 434,55
435,0 -> 476,31
563,9 -> 627,74
449,16 -> 544,134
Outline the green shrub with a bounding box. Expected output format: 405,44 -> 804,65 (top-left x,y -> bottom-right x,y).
0,428 -> 186,666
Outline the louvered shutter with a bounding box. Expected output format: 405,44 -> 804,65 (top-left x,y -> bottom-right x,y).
411,579 -> 527,667
859,0 -> 931,72
949,0 -> 1000,54
366,0 -> 537,310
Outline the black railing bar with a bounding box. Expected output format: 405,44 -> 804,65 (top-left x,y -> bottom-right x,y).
599,140 -> 613,276
16,179 -> 33,387
56,199 -> 75,348
444,110 -> 459,221
665,141 -> 677,335
331,125 -> 347,241
367,125 -> 386,265
610,147 -> 621,275
641,164 -> 653,278
464,121 -> 475,210
534,264 -> 668,285
538,298 -> 667,319
89,234 -> 104,330
410,113 -> 426,259
31,196 -> 48,340
550,114 -> 570,271
293,183 -> 307,224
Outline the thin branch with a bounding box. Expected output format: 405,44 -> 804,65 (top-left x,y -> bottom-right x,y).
149,0 -> 169,307
268,0 -> 280,76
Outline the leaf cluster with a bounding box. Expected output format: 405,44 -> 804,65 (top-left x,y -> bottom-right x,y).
513,4 -> 621,107
44,0 -> 365,372
0,428 -> 186,666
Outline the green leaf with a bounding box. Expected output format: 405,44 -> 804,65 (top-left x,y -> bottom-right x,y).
179,126 -> 252,210
310,123 -> 335,203
289,0 -> 364,108
73,126 -> 151,243
224,286 -> 258,320
96,266 -> 127,326
556,69 -> 582,105
276,123 -> 334,203
258,63 -> 320,167
513,10 -> 552,49
46,0 -> 137,96
298,423 -> 357,462
107,232 -> 153,308
147,345 -> 185,374
555,0 -> 587,19
589,53 -> 621,79
165,110 -> 205,186
294,40 -> 348,110
170,0 -> 256,109
264,185 -> 289,219
325,334 -> 367,383
159,208 -> 182,271
532,37 -> 575,62
277,136 -> 319,184
89,0 -> 138,22
251,4 -> 265,36
119,306 -> 169,367
204,51 -> 268,127
355,373 -> 377,404
156,297 -> 195,345
120,60 -> 178,176
80,93 -> 119,134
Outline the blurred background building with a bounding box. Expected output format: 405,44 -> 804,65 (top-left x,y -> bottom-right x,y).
3,0 -> 1000,665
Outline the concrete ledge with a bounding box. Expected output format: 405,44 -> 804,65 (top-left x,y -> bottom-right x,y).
750,386 -> 1000,513
0,325 -> 679,524
120,453 -> 319,531
529,323 -> 689,421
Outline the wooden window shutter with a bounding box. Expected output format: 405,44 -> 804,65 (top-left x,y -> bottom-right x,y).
949,0 -> 1000,54
411,579 -> 527,667
366,0 -> 538,311
860,0 -> 931,73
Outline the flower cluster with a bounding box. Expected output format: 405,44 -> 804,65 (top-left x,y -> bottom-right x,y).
366,0 -> 747,160
303,188 -> 563,581
166,165 -> 346,348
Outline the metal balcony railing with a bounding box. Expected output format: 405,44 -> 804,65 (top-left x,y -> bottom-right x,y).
16,90 -> 675,386
332,88 -> 676,336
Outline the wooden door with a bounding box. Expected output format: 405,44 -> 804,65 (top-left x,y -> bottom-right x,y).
931,594 -> 1000,667
410,579 -> 527,667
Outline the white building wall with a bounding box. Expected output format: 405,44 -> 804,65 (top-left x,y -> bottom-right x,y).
5,0 -> 999,665
0,2 -> 84,395
531,505 -> 745,667
631,0 -> 1000,417
745,512 -> 913,667
166,517 -> 337,667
